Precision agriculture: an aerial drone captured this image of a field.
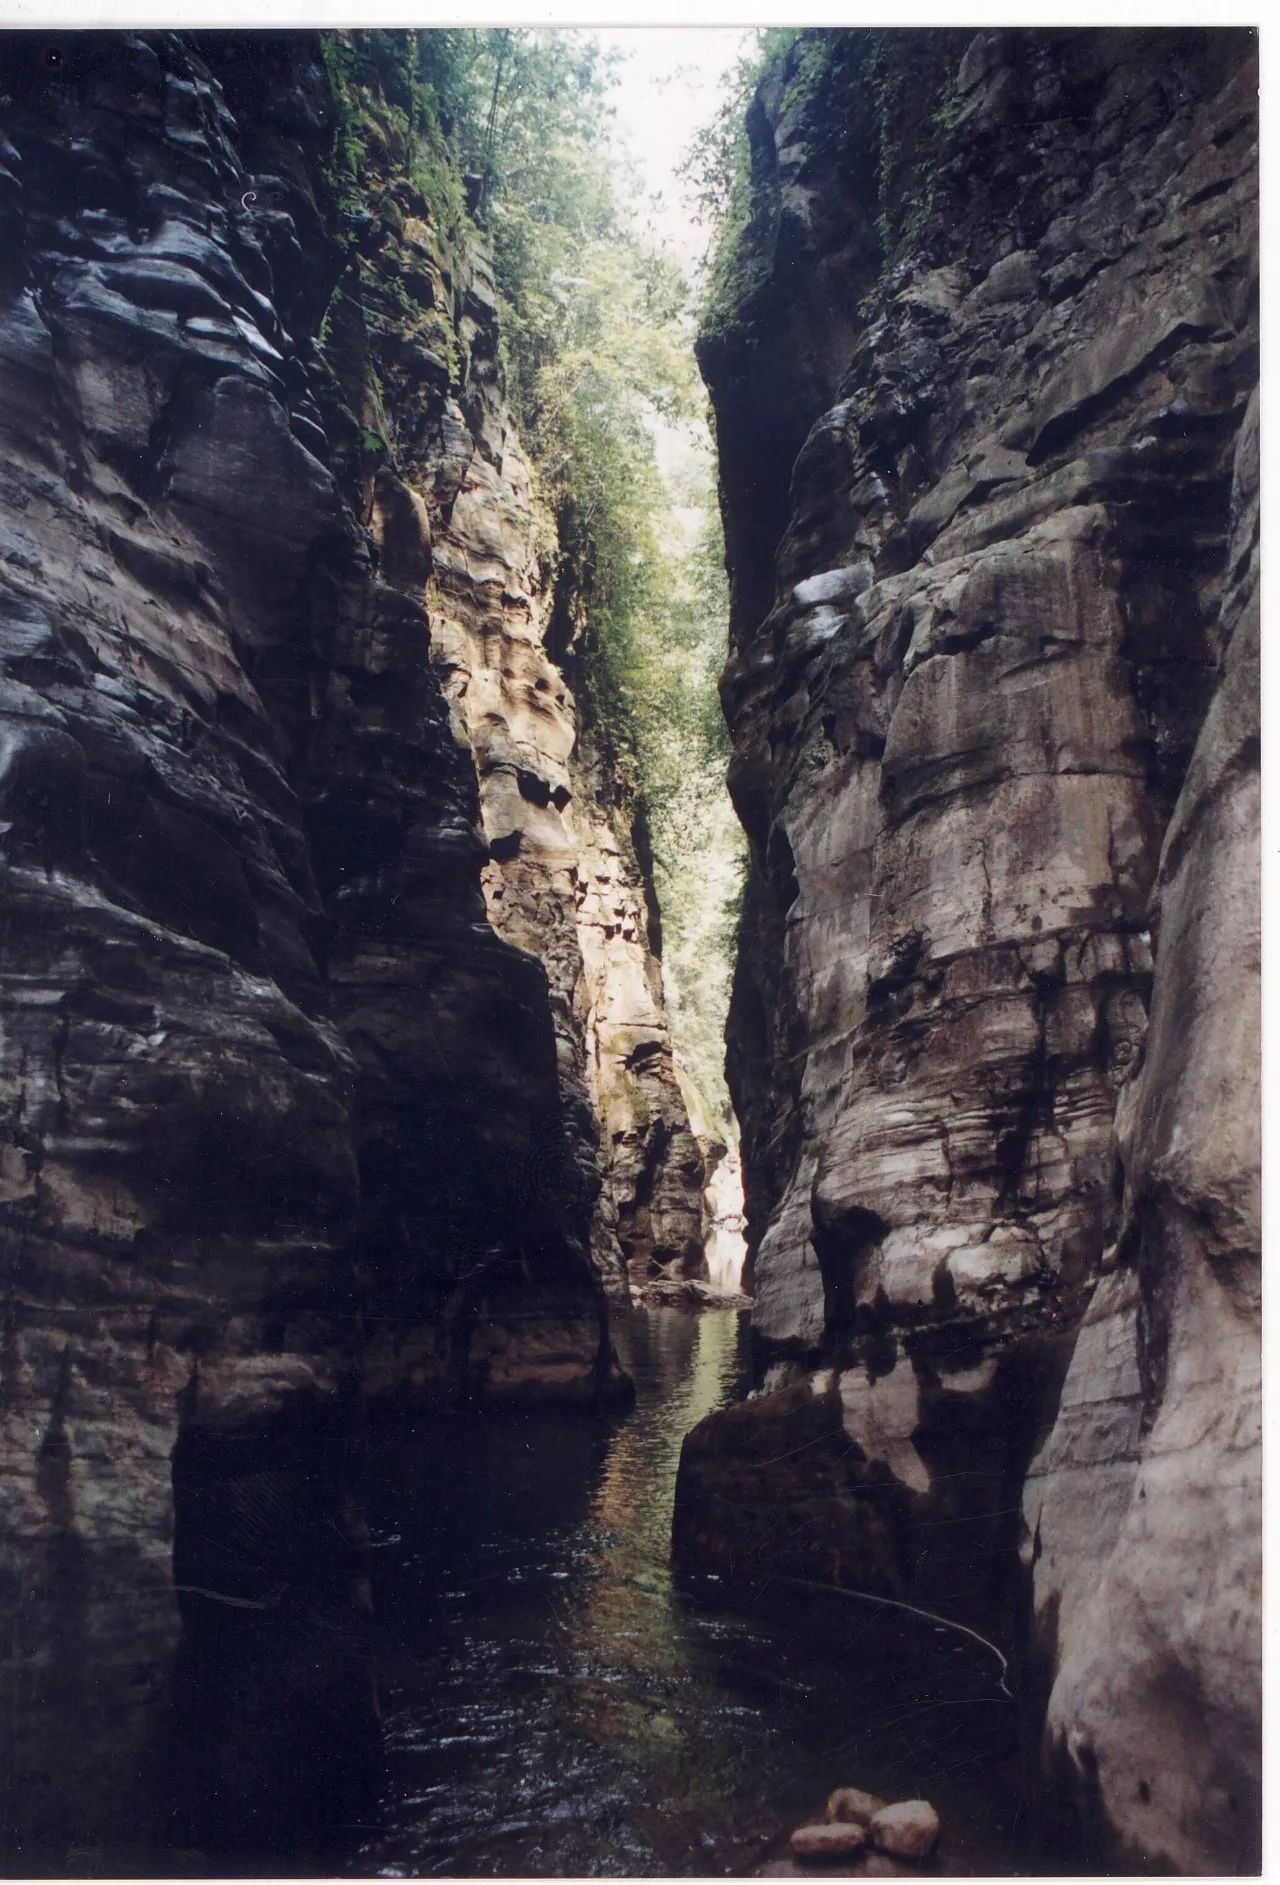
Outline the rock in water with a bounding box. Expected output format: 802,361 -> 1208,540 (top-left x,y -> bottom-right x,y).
790,1821 -> 870,1861
869,1801 -> 940,1861
827,1788 -> 887,1825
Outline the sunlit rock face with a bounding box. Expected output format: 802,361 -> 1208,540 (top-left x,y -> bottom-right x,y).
0,29 -> 625,1868
307,44 -> 709,1297
424,404 -> 707,1290
681,27 -> 1258,1872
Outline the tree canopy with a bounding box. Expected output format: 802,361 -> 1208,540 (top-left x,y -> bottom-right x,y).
326,28 -> 746,1129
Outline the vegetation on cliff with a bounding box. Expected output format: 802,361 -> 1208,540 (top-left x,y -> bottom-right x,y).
318,28 -> 744,1128
685,27 -> 968,341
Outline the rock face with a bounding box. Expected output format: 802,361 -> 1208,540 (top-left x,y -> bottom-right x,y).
679,27 -> 1259,1873
0,28 -> 657,1869
426,416 -> 707,1289
1023,385 -> 1260,1874
304,48 -> 708,1298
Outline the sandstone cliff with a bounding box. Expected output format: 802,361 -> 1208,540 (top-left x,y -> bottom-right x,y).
677,27 -> 1259,1873
425,412 -> 708,1292
319,39 -> 709,1297
0,27 -> 695,1867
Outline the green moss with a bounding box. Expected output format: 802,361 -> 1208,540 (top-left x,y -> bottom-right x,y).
318,37 -> 365,211
862,31 -> 966,258
319,30 -> 476,259
694,29 -> 968,346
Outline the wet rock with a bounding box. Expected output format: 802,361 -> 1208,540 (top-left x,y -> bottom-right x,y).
827,1788 -> 888,1825
868,1801 -> 940,1861
0,26 -> 629,1869
791,1820 -> 869,1861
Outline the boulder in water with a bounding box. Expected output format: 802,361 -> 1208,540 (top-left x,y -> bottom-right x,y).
790,1820 -> 869,1861
826,1787 -> 887,1826
869,1800 -> 939,1859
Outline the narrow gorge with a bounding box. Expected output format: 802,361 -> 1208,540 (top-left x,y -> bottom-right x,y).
0,24 -> 1259,1881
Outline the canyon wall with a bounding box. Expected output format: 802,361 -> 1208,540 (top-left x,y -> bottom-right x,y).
425,403 -> 708,1293
318,38 -> 708,1297
0,28 -> 693,1868
678,27 -> 1259,1873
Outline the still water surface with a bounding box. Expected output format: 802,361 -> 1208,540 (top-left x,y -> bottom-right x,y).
350,1307 -> 1023,1877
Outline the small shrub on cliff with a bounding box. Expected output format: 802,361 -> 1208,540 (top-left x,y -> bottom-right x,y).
319,27 -> 743,1125
687,28 -> 968,341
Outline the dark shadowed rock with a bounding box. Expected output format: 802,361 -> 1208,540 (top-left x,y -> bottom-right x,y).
678,25 -> 1258,1876
0,27 -> 633,1871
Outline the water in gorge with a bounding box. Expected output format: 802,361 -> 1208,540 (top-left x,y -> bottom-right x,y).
348,1307 -> 1027,1878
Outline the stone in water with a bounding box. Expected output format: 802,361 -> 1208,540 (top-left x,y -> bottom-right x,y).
791,1820 -> 870,1861
869,1800 -> 940,1859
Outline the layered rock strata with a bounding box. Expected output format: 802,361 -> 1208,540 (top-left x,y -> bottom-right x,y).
425,422 -> 708,1290
306,41 -> 708,1295
678,27 -> 1259,1873
0,27 -> 639,1868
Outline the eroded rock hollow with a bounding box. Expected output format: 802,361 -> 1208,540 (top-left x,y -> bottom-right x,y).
675,25 -> 1259,1876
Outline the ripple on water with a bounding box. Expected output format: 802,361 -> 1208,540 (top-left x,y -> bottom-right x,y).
348,1306 -> 1025,1878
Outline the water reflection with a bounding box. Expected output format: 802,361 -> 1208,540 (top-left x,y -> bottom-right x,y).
349,1308 -> 1023,1877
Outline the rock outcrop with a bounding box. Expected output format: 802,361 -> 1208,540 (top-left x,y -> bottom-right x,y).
679,27 -> 1259,1873
306,44 -> 708,1297
0,27 -> 671,1868
425,411 -> 707,1290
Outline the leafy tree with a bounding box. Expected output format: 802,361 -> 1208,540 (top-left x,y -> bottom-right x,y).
325,27 -> 745,1129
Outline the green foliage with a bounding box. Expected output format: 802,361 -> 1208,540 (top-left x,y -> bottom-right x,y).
680,28 -> 806,341
422,35 -> 633,414
637,483 -> 746,1130
320,31 -> 474,251
415,33 -> 701,747
862,31 -> 966,259
433,29 -> 744,1123
318,27 -> 744,1126
688,28 -> 968,341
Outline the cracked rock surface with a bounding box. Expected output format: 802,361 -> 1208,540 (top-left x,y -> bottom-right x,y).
0,29 -> 644,1867
677,28 -> 1258,1873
